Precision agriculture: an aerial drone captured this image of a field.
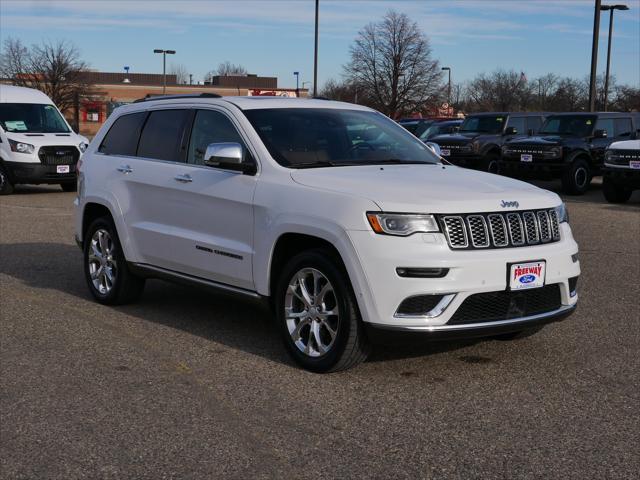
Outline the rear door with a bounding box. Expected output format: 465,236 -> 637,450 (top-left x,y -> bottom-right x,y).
159,107 -> 258,290
105,107 -> 193,270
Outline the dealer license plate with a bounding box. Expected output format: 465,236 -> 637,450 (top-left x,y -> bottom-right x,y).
57,165 -> 70,174
441,149 -> 451,156
509,261 -> 546,290
520,154 -> 533,162
630,161 -> 640,170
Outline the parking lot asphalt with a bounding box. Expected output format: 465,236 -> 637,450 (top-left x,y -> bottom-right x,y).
1,179 -> 639,479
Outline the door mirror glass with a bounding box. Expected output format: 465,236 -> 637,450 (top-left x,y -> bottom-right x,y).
504,126 -> 517,135
593,129 -> 607,139
204,142 -> 244,168
424,142 -> 442,157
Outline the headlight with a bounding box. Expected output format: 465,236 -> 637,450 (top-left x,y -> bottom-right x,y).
8,139 -> 35,154
554,203 -> 568,223
546,146 -> 562,158
472,140 -> 481,153
367,212 -> 439,236
604,150 -> 614,163
79,142 -> 89,153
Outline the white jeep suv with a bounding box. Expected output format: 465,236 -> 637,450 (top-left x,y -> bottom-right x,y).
75,94 -> 580,372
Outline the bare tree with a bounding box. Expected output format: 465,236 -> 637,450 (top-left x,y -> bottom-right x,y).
547,77 -> 588,112
319,78 -> 360,103
210,61 -> 248,77
464,70 -> 533,112
344,11 -> 442,117
169,63 -> 189,84
612,85 -> 640,112
0,38 -> 93,114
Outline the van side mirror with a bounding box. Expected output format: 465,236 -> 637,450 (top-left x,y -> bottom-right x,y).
504,126 -> 517,135
593,129 -> 607,139
204,142 -> 254,174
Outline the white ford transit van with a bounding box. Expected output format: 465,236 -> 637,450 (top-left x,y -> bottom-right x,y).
0,85 -> 89,194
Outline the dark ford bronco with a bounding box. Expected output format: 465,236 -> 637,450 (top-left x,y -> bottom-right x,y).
500,112 -> 640,195
430,112 -> 546,173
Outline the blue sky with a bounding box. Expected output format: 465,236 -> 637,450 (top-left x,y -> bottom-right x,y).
1,0 -> 639,90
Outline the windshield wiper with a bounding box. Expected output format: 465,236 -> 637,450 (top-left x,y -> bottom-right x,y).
290,161 -> 339,169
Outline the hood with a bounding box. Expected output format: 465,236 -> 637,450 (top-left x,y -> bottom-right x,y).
506,135 -> 571,147
609,139 -> 640,151
431,132 -> 478,143
3,131 -> 86,148
291,164 -> 560,213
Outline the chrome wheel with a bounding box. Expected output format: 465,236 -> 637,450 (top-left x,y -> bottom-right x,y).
284,268 -> 340,358
575,167 -> 587,188
88,229 -> 117,295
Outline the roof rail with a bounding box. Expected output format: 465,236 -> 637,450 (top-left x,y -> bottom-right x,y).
133,92 -> 222,103
312,96 -> 331,101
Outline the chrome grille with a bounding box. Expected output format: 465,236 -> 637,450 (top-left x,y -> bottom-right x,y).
439,209 -> 562,249
442,216 -> 468,248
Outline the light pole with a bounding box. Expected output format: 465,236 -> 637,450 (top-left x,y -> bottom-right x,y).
294,71 -> 300,97
153,49 -> 176,95
588,0 -> 602,112
313,0 -> 319,97
442,66 -> 451,112
601,4 -> 629,111
302,81 -> 311,97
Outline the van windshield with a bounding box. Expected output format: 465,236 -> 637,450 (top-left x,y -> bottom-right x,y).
0,103 -> 70,133
244,108 -> 440,168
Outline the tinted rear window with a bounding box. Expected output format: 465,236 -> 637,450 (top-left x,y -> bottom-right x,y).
137,109 -> 190,161
98,112 -> 147,156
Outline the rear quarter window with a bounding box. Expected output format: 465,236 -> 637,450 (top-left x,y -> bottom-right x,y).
98,112 -> 147,156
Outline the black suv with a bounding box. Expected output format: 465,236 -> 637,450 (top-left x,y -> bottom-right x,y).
500,112 -> 640,195
430,112 -> 546,173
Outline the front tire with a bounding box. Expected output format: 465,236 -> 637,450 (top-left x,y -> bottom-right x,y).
561,158 -> 592,195
84,216 -> 145,305
483,153 -> 500,174
0,164 -> 14,195
275,249 -> 370,373
602,176 -> 632,203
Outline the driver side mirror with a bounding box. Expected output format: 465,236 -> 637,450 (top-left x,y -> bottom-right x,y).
204,142 -> 255,174
593,129 -> 607,139
424,142 -> 442,157
504,126 -> 517,136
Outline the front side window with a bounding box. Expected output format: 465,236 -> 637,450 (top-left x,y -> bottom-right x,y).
187,110 -> 246,165
244,108 -> 439,168
595,118 -> 615,138
98,112 -> 147,156
0,103 -> 70,133
526,117 -> 542,133
459,115 -> 505,134
507,117 -> 526,134
137,109 -> 189,162
539,115 -> 597,137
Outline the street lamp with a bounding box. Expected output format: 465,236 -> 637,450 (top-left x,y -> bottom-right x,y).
442,66 -> 451,111
313,0 -> 319,97
302,81 -> 312,97
293,71 -> 300,97
601,4 -> 629,111
153,49 -> 176,95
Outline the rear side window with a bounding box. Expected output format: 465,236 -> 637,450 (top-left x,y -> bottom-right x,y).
614,118 -> 632,138
98,112 -> 146,156
137,109 -> 190,162
526,117 -> 542,133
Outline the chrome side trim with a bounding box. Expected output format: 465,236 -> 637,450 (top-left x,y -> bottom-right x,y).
130,263 -> 261,298
393,294 -> 456,319
379,304 -> 576,332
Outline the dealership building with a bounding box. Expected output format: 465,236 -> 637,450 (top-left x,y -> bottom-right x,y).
68,71 -> 306,137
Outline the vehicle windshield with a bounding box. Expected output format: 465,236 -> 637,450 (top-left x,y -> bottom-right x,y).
0,103 -> 70,133
538,115 -> 596,137
244,108 -> 440,168
459,115 -> 506,134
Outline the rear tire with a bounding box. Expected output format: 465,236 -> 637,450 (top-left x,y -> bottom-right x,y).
561,158 -> 592,195
61,181 -> 77,192
84,216 -> 145,305
0,164 -> 14,195
275,248 -> 370,373
602,176 -> 632,203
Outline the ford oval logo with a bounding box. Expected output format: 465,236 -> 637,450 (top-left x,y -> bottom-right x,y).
519,274 -> 536,284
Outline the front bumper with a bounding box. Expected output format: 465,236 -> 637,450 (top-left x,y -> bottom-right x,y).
499,158 -> 569,178
347,223 -> 580,331
603,165 -> 640,189
4,160 -> 77,185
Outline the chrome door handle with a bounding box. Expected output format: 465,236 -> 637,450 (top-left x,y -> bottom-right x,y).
117,165 -> 133,174
174,174 -> 193,183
